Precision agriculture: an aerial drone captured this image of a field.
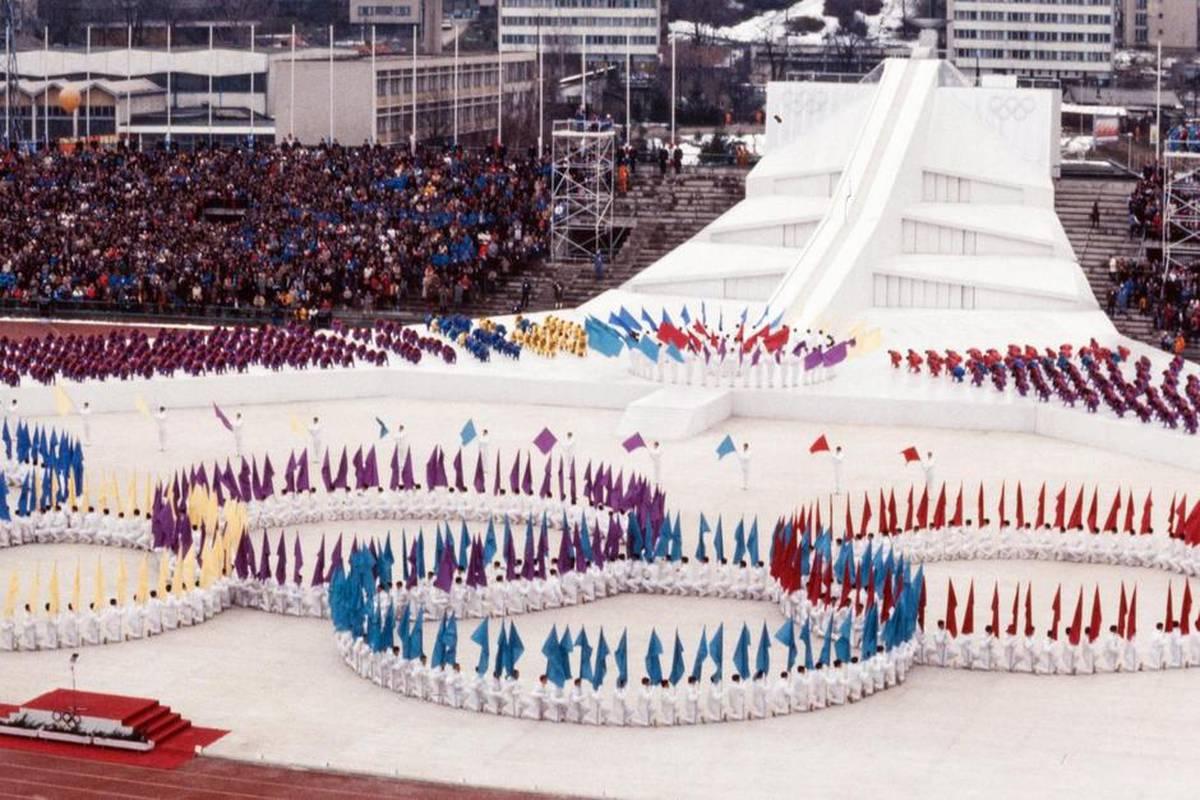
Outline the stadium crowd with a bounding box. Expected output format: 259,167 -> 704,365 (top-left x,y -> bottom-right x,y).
1105,163 -> 1200,355
0,142 -> 552,320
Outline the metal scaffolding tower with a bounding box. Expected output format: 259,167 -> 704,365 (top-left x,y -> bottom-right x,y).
550,120 -> 615,262
2,0 -> 24,147
1160,149 -> 1200,282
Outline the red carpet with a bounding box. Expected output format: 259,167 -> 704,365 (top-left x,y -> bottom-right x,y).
0,689 -> 227,770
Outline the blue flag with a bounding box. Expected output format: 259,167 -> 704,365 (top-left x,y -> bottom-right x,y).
747,519 -> 760,565
576,628 -> 594,685
695,513 -> 710,560
774,618 -> 797,670
593,629 -> 610,689
461,419 -> 478,446
669,630 -> 686,686
375,417 -> 389,439
615,629 -> 629,686
471,618 -> 490,676
733,623 -> 751,680
715,435 -> 736,460
713,517 -> 725,562
690,626 -> 709,682
644,629 -> 664,684
506,622 -> 524,677
754,623 -> 771,677
709,623 -> 725,682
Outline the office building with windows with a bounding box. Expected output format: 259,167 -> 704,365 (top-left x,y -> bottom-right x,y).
1121,0 -> 1198,50
947,0 -> 1115,81
498,0 -> 661,66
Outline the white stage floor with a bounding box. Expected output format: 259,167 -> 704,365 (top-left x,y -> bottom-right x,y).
2,394 -> 1199,798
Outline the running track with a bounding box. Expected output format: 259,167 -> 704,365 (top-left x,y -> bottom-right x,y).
0,751 -> 570,799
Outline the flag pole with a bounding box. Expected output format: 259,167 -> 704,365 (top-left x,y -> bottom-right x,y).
370,25 -> 377,145
249,23 -> 256,146
85,25 -> 92,140
410,25 -> 417,152
166,23 -> 172,145
208,24 -> 214,145
125,25 -> 131,147
43,26 -> 48,148
537,27 -> 543,155
289,23 -> 296,140
328,24 -> 335,144
625,33 -> 631,144
670,35 -> 676,148
453,31 -> 459,146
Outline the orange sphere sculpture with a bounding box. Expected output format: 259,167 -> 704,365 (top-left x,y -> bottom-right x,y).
58,86 -> 81,115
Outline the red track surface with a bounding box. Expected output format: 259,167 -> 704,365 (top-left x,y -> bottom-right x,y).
0,317 -> 210,341
0,751 -> 566,799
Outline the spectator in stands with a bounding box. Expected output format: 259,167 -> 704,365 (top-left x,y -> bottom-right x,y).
0,141 -> 551,320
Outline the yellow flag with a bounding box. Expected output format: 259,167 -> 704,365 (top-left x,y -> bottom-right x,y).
53,384 -> 74,416
92,555 -> 105,610
70,559 -> 81,612
4,572 -> 20,618
289,414 -> 305,436
67,473 -> 77,509
135,554 -> 149,604
127,472 -> 138,514
115,557 -> 128,606
144,474 -> 153,514
111,475 -> 122,514
134,395 -> 151,420
47,562 -> 60,615
26,566 -> 40,612
156,551 -> 170,598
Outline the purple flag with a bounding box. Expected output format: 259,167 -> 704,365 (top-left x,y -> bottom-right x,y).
509,453 -> 521,494
539,458 -> 552,499
532,427 -> 558,455
622,433 -> 646,452
330,534 -> 344,578
389,445 -> 401,491
293,534 -> 304,585
425,447 -> 439,490
822,340 -> 849,367
453,449 -> 467,492
473,453 -> 486,494
258,530 -> 271,581
434,542 -> 456,592
364,446 -> 379,488
284,452 -> 297,494
275,532 -> 287,585
311,535 -> 326,587
297,454 -> 311,493
522,455 -> 534,496
401,448 -> 415,490
213,402 -> 233,432
493,452 -> 501,495
804,348 -> 824,371
333,448 -> 349,490
321,452 -> 334,492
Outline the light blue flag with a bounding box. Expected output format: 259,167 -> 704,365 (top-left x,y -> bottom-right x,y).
755,622 -> 771,677
747,518 -> 760,565
835,613 -> 852,663
560,626 -> 574,682
430,616 -> 448,668
576,628 -> 594,684
713,517 -> 726,562
615,629 -> 629,686
542,624 -> 563,686
506,622 -> 525,677
375,417 -> 389,439
817,616 -> 834,666
680,305 -> 691,325
644,629 -> 664,684
732,518 -> 746,564
774,618 -> 797,670
637,336 -> 660,362
460,419 -> 478,446
732,623 -> 751,680
715,435 -> 736,460
800,619 -> 814,670
860,603 -> 878,660
709,623 -> 724,682
409,607 -> 425,660
493,622 -> 508,676
471,618 -> 490,676
690,626 -> 709,682
669,630 -> 686,686
441,614 -> 458,666
483,518 -> 498,563
666,344 -> 685,364
696,513 -> 710,560
593,629 -> 610,689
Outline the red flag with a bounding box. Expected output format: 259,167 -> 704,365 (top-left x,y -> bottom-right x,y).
945,579 -> 959,637
1067,486 -> 1085,530
961,581 -> 976,636
933,485 -> 947,529
918,577 -> 927,631
878,489 -> 888,536
1006,583 -> 1020,636
1036,483 -> 1047,529
1165,583 -> 1176,632
1067,588 -> 1084,646
949,484 -> 963,528
900,446 -> 920,464
860,493 -> 873,536
904,487 -> 914,532
976,483 -> 985,528
844,497 -> 855,539
1023,584 -> 1035,637
1053,486 -> 1066,530
1128,587 -> 1138,640
1016,482 -> 1025,528
1175,496 -> 1188,540
808,434 -> 830,454
839,558 -> 853,609
1122,492 -> 1136,535
1086,488 -> 1099,533
887,489 -> 898,535
1183,501 -> 1200,545
655,320 -> 691,350
1088,587 -> 1103,643
1117,583 -> 1128,639
1050,585 -> 1062,640
916,487 -> 930,529
997,483 -> 1007,527
1102,490 -> 1121,534
1139,491 -> 1153,535
1182,583 -> 1194,636
990,582 -> 1001,637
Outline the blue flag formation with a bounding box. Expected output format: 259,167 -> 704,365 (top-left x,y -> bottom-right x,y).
4,419 -> 86,519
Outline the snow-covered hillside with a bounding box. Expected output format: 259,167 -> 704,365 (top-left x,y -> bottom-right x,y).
669,0 -> 910,46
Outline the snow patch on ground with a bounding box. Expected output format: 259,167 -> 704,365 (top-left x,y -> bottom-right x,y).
669,0 -> 910,46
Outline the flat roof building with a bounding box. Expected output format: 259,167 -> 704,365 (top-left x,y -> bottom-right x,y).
499,0 -> 661,66
947,0 -> 1115,82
